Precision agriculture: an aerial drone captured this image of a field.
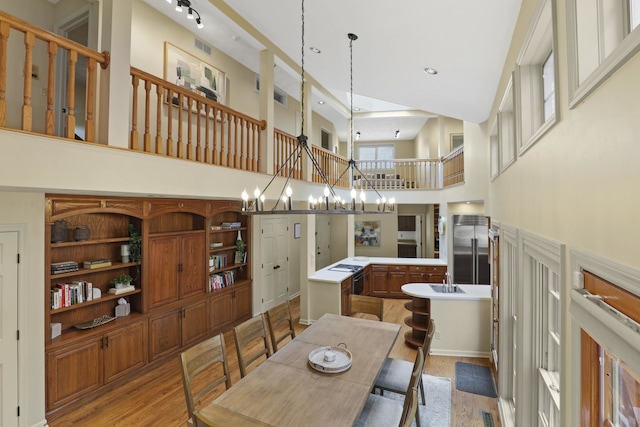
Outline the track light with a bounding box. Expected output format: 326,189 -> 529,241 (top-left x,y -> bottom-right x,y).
356,131 -> 360,140
171,0 -> 203,29
395,130 -> 400,139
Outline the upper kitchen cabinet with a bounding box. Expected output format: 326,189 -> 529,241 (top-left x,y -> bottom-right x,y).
398,215 -> 416,231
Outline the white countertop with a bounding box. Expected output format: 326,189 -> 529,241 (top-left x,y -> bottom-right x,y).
401,283 -> 491,301
309,257 -> 447,283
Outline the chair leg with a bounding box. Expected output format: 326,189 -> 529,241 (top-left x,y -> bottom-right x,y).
419,379 -> 426,405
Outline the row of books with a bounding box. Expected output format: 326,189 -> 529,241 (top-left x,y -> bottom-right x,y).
51,261 -> 79,275
209,271 -> 236,291
209,254 -> 228,271
50,281 -> 93,309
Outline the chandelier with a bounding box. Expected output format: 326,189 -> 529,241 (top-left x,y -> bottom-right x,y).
241,0 -> 393,215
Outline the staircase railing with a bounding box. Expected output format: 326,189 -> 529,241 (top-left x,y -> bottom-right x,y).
0,11 -> 110,141
130,67 -> 265,171
442,145 -> 464,187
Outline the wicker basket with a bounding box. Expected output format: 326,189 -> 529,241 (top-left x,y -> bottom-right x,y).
51,220 -> 68,243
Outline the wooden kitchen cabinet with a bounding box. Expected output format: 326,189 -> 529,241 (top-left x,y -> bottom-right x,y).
341,277 -> 352,315
369,264 -> 447,298
371,266 -> 389,297
398,215 -> 416,231
210,281 -> 252,331
388,265 -> 408,296
148,309 -> 182,362
181,300 -> 209,347
407,265 -> 447,283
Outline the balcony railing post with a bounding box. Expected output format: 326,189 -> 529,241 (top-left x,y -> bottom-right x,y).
21,31 -> 35,132
45,41 -> 57,135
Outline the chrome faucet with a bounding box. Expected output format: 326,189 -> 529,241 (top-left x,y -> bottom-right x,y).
445,271 -> 454,293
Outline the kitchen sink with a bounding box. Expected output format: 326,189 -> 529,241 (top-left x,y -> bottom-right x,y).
429,284 -> 465,294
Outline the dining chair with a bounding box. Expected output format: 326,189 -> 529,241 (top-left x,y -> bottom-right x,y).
349,294 -> 384,321
374,318 -> 435,411
265,300 -> 296,352
355,348 -> 424,427
179,334 -> 231,427
234,314 -> 273,378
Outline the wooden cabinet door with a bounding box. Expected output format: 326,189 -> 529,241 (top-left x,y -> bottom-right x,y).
388,265 -> 408,296
46,339 -> 103,410
233,282 -> 252,322
408,266 -> 428,283
210,289 -> 234,330
182,300 -> 209,347
340,278 -> 351,316
363,266 -> 371,296
147,236 -> 180,309
427,266 -> 447,283
104,320 -> 147,383
179,233 -> 206,299
371,268 -> 388,297
148,309 -> 181,362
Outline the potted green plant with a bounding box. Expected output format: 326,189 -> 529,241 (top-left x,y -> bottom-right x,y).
128,224 -> 142,263
110,273 -> 133,289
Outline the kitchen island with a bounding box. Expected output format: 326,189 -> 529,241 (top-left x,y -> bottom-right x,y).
402,283 -> 491,357
307,257 -> 446,323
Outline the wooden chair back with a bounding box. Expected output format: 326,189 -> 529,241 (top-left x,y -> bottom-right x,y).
193,410 -> 221,427
265,300 -> 296,352
349,294 -> 384,321
234,314 -> 273,378
423,319 -> 436,356
179,334 -> 231,424
400,347 -> 424,426
400,387 -> 419,427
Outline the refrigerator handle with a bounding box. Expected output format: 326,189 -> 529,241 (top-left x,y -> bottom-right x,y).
472,238 -> 478,284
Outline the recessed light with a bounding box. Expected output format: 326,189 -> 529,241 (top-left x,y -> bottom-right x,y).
353,107 -> 360,111
424,67 -> 438,75
310,47 -> 321,54
318,100 -> 325,105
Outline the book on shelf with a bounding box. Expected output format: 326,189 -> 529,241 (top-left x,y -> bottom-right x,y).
83,259 -> 112,269
108,285 -> 136,295
220,221 -> 242,229
50,281 -> 93,309
51,261 -> 79,274
209,254 -> 228,271
210,242 -> 224,248
210,225 -> 222,231
208,270 -> 236,291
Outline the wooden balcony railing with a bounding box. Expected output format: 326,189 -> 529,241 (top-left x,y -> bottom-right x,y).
130,67 -> 265,171
442,145 -> 464,187
353,158 -> 441,190
273,129 -> 303,180
0,11 -> 109,141
311,146 -> 350,188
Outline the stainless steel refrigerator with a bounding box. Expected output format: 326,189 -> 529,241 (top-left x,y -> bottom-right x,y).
452,215 -> 490,284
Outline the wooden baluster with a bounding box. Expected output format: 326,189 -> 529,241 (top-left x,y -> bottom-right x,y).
65,50 -> 77,139
195,100 -> 202,161
251,123 -> 257,172
85,57 -> 96,142
0,21 -> 9,127
130,75 -> 139,149
256,125 -> 262,172
234,116 -> 240,168
143,80 -> 151,152
186,97 -> 193,160
225,112 -> 231,167
229,115 -> 235,167
218,111 -> 225,166
22,31 -> 35,131
204,104 -> 211,163
177,93 -> 183,158
45,41 -> 57,135
240,118 -> 245,170
166,88 -> 173,156
155,84 -> 162,154
212,106 -> 218,164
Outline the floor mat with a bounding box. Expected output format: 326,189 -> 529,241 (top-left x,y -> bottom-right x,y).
454,362 -> 497,398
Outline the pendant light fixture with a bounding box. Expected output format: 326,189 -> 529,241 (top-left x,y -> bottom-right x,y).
241,0 -> 393,215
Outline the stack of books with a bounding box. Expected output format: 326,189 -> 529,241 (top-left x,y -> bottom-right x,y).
108,284 -> 135,295
221,221 -> 242,229
83,258 -> 112,269
51,261 -> 79,275
210,242 -> 224,248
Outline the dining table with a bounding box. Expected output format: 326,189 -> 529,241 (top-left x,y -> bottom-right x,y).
199,313 -> 401,426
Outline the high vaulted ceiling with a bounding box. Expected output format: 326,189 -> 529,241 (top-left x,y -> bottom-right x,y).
146,0 -> 522,143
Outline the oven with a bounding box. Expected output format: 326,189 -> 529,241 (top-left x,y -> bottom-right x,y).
352,268 -> 365,295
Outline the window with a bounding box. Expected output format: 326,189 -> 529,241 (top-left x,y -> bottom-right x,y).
321,129 -> 331,150
254,74 -> 288,107
567,0 -> 640,106
542,52 -> 555,122
520,231 -> 564,426
358,144 -> 395,169
489,121 -> 500,180
498,76 -> 516,173
515,0 -> 558,154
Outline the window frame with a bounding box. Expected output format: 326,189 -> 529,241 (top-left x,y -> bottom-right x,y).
515,0 -> 559,155
566,0 -> 640,107
498,75 -> 517,173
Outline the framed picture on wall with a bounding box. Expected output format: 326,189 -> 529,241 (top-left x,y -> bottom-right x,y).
450,133 -> 464,151
164,42 -> 227,106
354,221 -> 381,247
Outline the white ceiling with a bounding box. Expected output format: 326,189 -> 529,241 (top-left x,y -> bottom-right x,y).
146,0 -> 522,143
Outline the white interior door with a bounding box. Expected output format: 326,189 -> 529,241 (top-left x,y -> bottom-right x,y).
261,218 -> 289,311
0,231 -> 19,426
315,215 -> 330,270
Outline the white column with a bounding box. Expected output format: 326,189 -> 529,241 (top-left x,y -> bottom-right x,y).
97,0 -> 132,148
259,50 -> 275,175
299,213 -> 316,324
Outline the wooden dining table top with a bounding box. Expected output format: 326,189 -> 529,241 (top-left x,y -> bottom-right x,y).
200,313 -> 401,427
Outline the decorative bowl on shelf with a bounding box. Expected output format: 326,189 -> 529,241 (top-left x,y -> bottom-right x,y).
73,226 -> 91,241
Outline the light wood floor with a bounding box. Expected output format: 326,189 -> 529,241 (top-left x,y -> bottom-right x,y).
49,297 -> 501,427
